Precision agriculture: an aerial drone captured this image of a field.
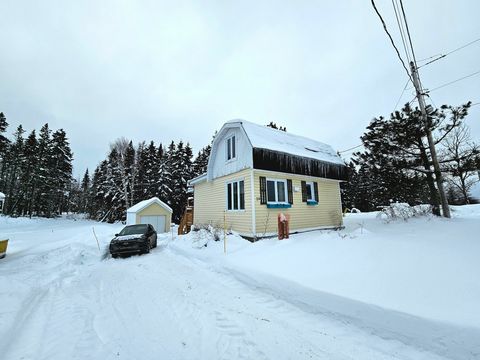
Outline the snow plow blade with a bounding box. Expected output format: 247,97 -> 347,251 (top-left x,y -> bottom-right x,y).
0,239 -> 8,259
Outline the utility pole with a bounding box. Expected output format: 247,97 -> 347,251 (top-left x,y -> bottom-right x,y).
409,61 -> 451,218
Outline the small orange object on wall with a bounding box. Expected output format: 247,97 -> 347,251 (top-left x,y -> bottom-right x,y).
277,213 -> 289,240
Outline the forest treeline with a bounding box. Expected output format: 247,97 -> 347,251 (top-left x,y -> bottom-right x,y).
0,114 -> 72,217
78,138 -> 211,223
1,106 -> 479,222
0,112 -> 210,222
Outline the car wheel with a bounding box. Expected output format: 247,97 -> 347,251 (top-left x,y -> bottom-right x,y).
153,239 -> 157,248
112,254 -> 118,259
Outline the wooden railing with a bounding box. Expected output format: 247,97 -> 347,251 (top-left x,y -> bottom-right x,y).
178,207 -> 194,235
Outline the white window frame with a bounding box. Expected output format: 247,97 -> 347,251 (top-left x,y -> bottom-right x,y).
226,179 -> 245,211
305,181 -> 316,201
266,178 -> 288,204
226,135 -> 236,162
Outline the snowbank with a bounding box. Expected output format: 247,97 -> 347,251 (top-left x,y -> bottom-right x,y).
170,205 -> 480,359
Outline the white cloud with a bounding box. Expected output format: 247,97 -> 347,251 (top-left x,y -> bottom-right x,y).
0,0 -> 478,176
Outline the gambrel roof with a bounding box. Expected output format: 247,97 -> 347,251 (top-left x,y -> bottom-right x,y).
202,120 -> 347,182
227,119 -> 344,165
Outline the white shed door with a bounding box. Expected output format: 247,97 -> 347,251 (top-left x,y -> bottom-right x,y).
140,215 -> 166,233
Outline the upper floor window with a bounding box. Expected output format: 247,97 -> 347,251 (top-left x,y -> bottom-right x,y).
226,135 -> 236,161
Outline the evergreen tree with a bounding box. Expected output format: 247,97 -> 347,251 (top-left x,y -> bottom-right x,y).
161,141 -> 176,208
124,140 -> 136,208
90,160 -> 109,220
80,169 -> 91,213
134,142 -> 148,202
356,102 -> 472,214
266,121 -> 287,132
192,144 -> 211,177
0,112 -> 9,157
143,141 -> 161,199
31,123 -> 54,216
0,112 -> 10,191
21,131 -> 38,216
48,129 -> 73,216
3,125 -> 25,214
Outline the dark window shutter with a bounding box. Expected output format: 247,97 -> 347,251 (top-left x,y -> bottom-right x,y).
287,179 -> 293,204
301,181 -> 307,202
259,176 -> 267,204
314,182 -> 319,202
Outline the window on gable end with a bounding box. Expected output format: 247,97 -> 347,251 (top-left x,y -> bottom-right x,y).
226,135 -> 236,161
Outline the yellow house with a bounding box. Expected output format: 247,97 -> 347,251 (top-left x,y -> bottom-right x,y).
126,197 -> 172,233
189,120 -> 347,239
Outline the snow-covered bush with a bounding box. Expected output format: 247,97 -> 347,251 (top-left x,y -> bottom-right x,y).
377,203 -> 432,222
190,224 -> 225,248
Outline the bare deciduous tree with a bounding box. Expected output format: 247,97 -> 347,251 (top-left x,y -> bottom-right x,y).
441,124 -> 479,204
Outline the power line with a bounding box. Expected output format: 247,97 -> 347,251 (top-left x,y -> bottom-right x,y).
394,77 -> 411,110
338,144 -> 363,154
371,0 -> 412,81
391,0 -> 411,63
419,37 -> 480,68
398,0 -> 419,66
428,70 -> 480,92
445,37 -> 480,55
418,53 -> 443,62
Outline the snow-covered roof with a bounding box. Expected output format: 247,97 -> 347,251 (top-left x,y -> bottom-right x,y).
227,119 -> 344,165
127,197 -> 172,214
0,192 -> 5,199
188,173 -> 207,186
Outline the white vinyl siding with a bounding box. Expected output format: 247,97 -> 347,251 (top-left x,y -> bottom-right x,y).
209,127 -> 253,180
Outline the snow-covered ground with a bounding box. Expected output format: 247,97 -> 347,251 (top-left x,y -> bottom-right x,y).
1,207 -> 479,359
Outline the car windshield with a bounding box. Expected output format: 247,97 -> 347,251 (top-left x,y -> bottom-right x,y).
118,225 -> 148,236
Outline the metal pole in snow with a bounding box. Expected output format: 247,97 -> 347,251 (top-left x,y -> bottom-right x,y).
409,61 -> 450,218
92,227 -> 100,251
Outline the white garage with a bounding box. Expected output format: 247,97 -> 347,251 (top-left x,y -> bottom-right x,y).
126,197 -> 172,233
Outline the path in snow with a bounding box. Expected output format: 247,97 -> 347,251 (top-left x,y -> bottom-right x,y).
1,218 -> 448,360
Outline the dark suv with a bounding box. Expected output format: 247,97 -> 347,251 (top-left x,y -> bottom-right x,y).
109,224 -> 157,258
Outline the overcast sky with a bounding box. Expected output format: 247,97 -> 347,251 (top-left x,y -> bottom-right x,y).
1,0 -> 479,178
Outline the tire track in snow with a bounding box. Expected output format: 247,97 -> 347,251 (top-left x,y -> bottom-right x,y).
0,287 -> 50,359
213,310 -> 268,360
165,245 -> 448,360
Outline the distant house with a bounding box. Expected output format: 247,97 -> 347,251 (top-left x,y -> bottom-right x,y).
126,197 -> 172,233
189,120 -> 347,239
